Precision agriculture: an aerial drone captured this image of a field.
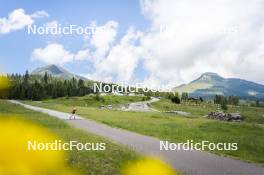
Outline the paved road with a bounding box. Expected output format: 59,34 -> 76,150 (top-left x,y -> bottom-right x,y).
9,100 -> 264,175
126,97 -> 160,112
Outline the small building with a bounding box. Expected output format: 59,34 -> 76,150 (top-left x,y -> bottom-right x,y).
112,90 -> 123,96
187,97 -> 199,101
99,105 -> 113,109
100,93 -> 107,96
128,93 -> 136,96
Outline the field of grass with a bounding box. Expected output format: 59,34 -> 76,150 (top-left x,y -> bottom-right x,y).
151,99 -> 264,124
0,100 -> 138,175
24,98 -> 264,164
37,94 -> 147,108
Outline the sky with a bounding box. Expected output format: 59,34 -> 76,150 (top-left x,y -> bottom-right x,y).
1,0 -> 264,88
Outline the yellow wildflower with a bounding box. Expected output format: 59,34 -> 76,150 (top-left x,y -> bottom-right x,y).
0,117 -> 76,175
121,157 -> 179,175
0,75 -> 10,92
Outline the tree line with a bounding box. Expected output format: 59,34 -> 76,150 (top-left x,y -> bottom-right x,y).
5,71 -> 94,100
214,95 -> 240,111
1,71 -> 254,110
214,95 -> 239,106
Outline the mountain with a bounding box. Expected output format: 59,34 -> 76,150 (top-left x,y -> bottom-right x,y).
173,72 -> 264,100
31,64 -> 88,80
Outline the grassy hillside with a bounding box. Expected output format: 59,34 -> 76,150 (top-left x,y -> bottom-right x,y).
173,72 -> 264,100
25,98 -> 264,164
174,82 -> 213,94
0,100 -> 138,175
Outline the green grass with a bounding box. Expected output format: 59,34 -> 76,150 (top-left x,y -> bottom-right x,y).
173,82 -> 213,93
0,100 -> 138,175
37,94 -> 147,108
24,98 -> 264,164
151,99 -> 264,124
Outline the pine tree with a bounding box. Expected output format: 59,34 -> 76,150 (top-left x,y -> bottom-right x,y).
256,100 -> 260,107
221,98 -> 228,111
44,72 -> 48,84
78,79 -> 85,96
181,92 -> 188,101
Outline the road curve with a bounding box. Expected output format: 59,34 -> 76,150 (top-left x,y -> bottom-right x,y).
9,100 -> 264,175
126,97 -> 160,112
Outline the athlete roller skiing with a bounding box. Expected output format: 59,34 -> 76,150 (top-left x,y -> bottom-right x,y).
69,107 -> 77,120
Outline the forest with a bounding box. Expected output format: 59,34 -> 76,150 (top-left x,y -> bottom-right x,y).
5,71 -> 94,100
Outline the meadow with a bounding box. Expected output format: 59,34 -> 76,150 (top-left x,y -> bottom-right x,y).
151,99 -> 264,124
0,100 -> 138,175
37,95 -> 147,108
24,95 -> 264,164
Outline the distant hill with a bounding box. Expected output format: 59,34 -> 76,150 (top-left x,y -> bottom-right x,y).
173,72 -> 264,100
31,64 -> 88,80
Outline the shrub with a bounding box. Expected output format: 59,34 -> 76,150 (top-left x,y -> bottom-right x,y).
171,96 -> 181,104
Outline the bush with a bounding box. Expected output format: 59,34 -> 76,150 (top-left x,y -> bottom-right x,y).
142,96 -> 151,101
171,96 -> 181,104
93,94 -> 105,102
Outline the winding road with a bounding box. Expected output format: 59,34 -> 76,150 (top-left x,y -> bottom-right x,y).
9,100 -> 264,175
126,97 -> 160,112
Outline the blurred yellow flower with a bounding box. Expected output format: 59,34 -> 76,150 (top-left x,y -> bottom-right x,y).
0,117 -> 77,175
0,75 -> 10,92
121,157 -> 179,175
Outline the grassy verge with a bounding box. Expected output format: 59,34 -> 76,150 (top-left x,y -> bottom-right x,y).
24,99 -> 264,164
0,100 -> 138,175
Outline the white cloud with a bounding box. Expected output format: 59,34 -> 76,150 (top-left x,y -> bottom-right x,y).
31,10 -> 49,18
138,0 -> 264,86
31,43 -> 74,65
89,20 -> 119,61
84,0 -> 264,86
88,28 -> 143,83
0,8 -> 48,34
75,49 -> 91,61
31,1 -> 264,86
31,43 -> 91,65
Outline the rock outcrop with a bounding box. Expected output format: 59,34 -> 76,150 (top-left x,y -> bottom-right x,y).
207,112 -> 242,121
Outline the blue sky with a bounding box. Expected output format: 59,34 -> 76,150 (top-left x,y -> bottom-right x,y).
1,0 -> 264,86
0,0 -> 148,76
